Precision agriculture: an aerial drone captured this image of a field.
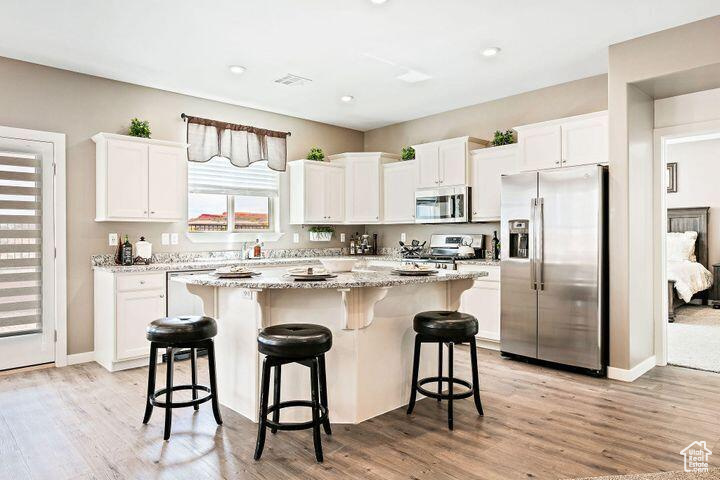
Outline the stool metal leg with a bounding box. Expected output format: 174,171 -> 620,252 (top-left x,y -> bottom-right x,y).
437,342 -> 443,402
309,358 -> 324,462
318,354 -> 332,435
254,357 -> 271,460
163,347 -> 174,441
406,336 -> 421,415
469,337 -> 484,416
142,343 -> 158,424
447,342 -> 454,431
270,364 -> 281,434
190,347 -> 199,411
207,340 -> 223,425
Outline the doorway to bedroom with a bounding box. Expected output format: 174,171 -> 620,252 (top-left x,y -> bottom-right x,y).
662,130 -> 720,373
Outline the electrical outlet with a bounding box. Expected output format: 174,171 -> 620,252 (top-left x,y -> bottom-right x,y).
401,233 -> 407,243
170,233 -> 179,245
161,233 -> 170,245
340,233 -> 346,242
293,233 -> 300,243
108,233 -> 118,246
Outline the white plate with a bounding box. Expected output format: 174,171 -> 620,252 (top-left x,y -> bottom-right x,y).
391,269 -> 438,276
212,271 -> 261,279
287,266 -> 331,277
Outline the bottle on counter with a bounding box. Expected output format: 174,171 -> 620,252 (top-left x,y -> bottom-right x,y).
121,235 -> 133,266
114,233 -> 124,265
372,233 -> 378,256
253,238 -> 262,258
492,230 -> 500,261
349,234 -> 356,255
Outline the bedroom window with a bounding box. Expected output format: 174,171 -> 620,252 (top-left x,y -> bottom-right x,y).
187,158 -> 279,240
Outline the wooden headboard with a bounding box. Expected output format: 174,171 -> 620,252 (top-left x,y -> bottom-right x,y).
667,207 -> 710,269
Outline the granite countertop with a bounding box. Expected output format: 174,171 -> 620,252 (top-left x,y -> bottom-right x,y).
172,268 -> 488,290
455,258 -> 501,266
92,255 -> 400,273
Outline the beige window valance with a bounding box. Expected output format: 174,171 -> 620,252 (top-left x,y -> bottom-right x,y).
182,114 -> 290,172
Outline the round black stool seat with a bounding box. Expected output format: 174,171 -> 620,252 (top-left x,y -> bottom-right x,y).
146,316 -> 217,344
258,323 -> 332,358
413,311 -> 478,339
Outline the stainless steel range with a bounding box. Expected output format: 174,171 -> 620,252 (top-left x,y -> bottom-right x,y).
400,233 -> 485,270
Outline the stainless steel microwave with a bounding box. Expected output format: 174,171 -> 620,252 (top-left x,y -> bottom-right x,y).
415,186 -> 470,224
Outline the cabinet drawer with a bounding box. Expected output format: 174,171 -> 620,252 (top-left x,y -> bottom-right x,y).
458,264 -> 500,282
116,272 -> 166,292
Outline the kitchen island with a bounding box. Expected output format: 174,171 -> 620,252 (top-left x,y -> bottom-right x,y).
173,266 -> 487,424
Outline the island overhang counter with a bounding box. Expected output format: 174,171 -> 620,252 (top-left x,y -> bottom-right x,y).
173,267 -> 488,424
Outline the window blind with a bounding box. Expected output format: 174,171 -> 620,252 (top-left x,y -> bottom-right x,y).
188,157 -> 279,197
0,153 -> 42,336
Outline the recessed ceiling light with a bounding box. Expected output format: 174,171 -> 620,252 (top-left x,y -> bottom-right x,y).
370,0 -> 388,4
341,95 -> 355,102
229,65 -> 246,74
482,47 -> 501,57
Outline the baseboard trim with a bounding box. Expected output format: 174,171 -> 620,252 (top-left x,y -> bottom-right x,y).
66,351 -> 95,365
475,337 -> 500,351
607,355 -> 656,382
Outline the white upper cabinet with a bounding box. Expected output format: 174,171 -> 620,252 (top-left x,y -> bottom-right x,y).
414,136 -> 488,188
383,161 -> 417,224
289,160 -> 345,224
328,152 -> 399,224
470,144 -> 519,222
93,133 -> 187,222
515,111 -> 608,171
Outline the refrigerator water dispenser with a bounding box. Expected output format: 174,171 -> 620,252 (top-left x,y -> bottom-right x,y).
508,220 -> 529,258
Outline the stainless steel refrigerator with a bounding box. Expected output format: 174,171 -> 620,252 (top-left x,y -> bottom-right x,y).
500,164 -> 608,375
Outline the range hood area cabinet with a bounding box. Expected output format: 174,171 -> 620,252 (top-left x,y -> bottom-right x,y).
289,160 -> 345,224
413,136 -> 489,188
93,133 -> 188,222
514,110 -> 608,172
328,152 -> 400,224
383,160 -> 417,224
469,144 -> 519,222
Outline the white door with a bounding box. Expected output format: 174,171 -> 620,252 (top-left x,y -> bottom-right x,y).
415,143 -> 439,188
561,115 -> 608,167
0,138 -> 56,369
325,167 -> 345,222
106,139 -> 149,219
470,145 -> 518,222
116,288 -> 165,360
383,162 -> 416,223
303,163 -> 327,223
345,158 -> 379,223
148,145 -> 186,220
438,139 -> 467,186
518,124 -> 561,171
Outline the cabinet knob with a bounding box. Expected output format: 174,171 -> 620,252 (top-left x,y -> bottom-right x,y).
143,211 -> 148,214
160,294 -> 165,298
376,216 -> 379,220
151,211 -> 156,214
139,280 -> 145,285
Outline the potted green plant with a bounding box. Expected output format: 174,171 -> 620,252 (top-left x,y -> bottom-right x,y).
401,146 -> 415,161
308,225 -> 334,241
306,147 -> 325,161
128,118 -> 151,138
491,129 -> 516,146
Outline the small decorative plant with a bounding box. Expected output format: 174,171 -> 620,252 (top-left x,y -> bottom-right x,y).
309,225 -> 334,241
401,146 -> 415,161
491,129 -> 515,146
128,118 -> 151,138
306,147 -> 325,161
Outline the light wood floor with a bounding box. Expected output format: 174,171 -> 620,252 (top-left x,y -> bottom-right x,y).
1,347 -> 718,480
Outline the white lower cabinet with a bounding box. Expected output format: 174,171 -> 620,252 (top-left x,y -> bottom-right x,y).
457,265 -> 501,345
94,271 -> 166,371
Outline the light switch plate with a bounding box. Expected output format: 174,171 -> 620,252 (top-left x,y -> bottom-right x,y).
293,233 -> 300,243
161,233 -> 170,245
340,233 -> 346,242
108,233 -> 118,246
170,233 -> 179,245
401,233 -> 407,243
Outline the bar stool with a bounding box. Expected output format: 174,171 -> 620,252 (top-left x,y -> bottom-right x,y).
254,323 -> 332,462
142,315 -> 223,441
406,310 -> 484,430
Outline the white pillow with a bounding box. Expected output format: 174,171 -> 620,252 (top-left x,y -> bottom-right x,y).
667,231 -> 697,262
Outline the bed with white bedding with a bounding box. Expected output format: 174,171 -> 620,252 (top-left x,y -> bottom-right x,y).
667,207 -> 712,321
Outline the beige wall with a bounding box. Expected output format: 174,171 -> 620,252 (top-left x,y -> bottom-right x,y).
608,15 -> 720,370
655,87 -> 720,128
363,75 -> 608,248
0,56 -> 364,355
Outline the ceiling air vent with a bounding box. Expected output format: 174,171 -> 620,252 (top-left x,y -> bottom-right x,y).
274,73 -> 312,86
